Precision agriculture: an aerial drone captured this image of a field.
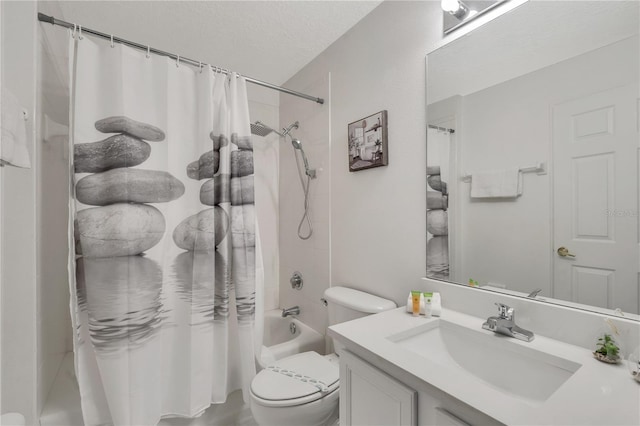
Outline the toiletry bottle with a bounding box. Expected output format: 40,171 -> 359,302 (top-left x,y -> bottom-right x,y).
424,292 -> 433,318
411,291 -> 421,317
431,292 -> 442,317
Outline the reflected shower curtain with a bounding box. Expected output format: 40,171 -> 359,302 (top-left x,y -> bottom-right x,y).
68,34 -> 262,426
426,128 -> 450,278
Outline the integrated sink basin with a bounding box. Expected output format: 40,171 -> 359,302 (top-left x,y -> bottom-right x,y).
387,319 -> 582,406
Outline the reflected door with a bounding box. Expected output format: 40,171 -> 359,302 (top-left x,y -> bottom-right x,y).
553,84 -> 639,314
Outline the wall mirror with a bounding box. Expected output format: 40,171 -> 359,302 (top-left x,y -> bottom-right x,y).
442,0 -> 509,35
426,0 -> 640,319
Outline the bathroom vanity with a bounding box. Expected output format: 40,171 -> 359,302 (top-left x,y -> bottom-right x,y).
329,307 -> 640,426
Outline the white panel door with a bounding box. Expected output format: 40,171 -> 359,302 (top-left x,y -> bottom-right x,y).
553,84 -> 639,314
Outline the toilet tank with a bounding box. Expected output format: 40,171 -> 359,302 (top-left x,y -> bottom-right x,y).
324,286 -> 396,326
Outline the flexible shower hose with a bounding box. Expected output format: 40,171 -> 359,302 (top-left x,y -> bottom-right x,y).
291,137 -> 313,240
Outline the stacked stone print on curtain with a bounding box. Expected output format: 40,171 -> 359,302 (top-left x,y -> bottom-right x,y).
69,33 -> 261,426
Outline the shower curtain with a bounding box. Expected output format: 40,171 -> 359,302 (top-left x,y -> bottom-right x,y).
68,33 -> 263,426
426,128 -> 450,278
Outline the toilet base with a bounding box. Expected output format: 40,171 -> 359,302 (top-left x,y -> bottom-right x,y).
249,387 -> 339,426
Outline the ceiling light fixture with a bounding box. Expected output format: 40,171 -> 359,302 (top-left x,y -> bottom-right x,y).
441,0 -> 510,35
441,0 -> 470,19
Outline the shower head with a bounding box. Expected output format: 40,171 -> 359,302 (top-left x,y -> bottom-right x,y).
290,138 -> 315,179
250,121 -> 281,137
291,138 -> 303,150
250,120 -> 300,138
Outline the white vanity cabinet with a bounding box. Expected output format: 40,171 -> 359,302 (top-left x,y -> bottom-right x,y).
416,391 -> 501,426
331,308 -> 640,426
339,350 -> 501,426
339,350 -> 417,426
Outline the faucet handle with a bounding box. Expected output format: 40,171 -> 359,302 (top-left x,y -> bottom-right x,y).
495,302 -> 514,320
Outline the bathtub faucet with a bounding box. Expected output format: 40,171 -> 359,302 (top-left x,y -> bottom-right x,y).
282,306 -> 300,317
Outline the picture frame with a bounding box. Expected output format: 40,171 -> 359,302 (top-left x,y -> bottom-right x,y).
347,110 -> 388,172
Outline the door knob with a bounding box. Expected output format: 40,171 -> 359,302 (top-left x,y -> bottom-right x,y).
557,247 -> 576,258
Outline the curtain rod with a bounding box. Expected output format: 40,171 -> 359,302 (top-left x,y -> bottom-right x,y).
37,13 -> 325,105
428,124 -> 455,134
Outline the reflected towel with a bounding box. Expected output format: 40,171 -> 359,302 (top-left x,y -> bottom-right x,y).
1,88 -> 31,168
470,169 -> 521,198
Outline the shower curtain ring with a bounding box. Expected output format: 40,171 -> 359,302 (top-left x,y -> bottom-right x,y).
176,55 -> 180,68
72,23 -> 77,39
146,46 -> 151,58
110,35 -> 114,48
78,25 -> 84,40
199,61 -> 203,73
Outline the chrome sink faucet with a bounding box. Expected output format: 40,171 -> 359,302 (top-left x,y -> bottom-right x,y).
482,303 -> 534,342
282,306 -> 300,317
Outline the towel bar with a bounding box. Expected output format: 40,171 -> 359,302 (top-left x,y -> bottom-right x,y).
461,161 -> 546,182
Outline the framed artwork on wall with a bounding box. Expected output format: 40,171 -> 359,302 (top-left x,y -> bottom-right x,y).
347,110 -> 388,172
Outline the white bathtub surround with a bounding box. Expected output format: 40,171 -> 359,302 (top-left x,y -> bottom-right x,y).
259,309 -> 325,367
279,73 -> 331,337
329,305 -> 640,425
248,86 -> 281,313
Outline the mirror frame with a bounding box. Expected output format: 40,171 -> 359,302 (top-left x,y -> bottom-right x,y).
424,2 -> 640,322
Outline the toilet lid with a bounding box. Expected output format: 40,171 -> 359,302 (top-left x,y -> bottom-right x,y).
251,352 -> 339,404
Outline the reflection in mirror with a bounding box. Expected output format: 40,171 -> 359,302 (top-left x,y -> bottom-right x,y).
442,0 -> 509,35
426,1 -> 639,317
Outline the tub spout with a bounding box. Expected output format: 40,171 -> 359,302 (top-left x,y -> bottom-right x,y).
282,306 -> 300,317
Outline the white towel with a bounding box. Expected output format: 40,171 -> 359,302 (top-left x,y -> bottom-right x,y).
1,88 -> 31,168
470,169 -> 521,198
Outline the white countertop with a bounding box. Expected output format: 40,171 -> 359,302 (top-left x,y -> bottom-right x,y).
328,307 -> 640,426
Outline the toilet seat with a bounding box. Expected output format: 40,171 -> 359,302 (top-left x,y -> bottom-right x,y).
251,352 -> 339,408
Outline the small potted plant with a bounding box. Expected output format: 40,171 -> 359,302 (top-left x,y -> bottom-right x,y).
593,333 -> 621,364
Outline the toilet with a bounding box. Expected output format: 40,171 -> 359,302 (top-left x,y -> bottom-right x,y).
249,286 -> 396,426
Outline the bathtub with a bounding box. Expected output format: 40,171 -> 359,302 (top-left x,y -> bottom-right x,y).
259,309 -> 325,367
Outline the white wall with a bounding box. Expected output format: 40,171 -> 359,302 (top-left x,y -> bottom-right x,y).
279,73 -> 331,334
281,1 -> 446,309
1,1 -> 39,423
457,36 -> 638,296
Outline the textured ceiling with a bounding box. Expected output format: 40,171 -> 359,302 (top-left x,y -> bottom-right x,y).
56,0 -> 382,86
